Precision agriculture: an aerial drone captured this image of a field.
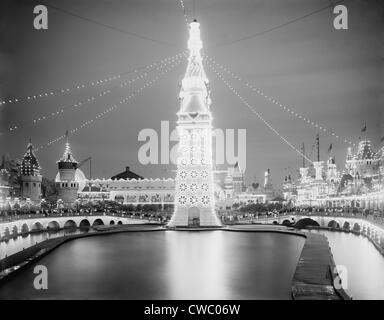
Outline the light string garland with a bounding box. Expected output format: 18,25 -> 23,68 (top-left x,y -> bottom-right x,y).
0,51 -> 186,107
206,58 -> 313,164
5,52 -> 185,134
179,0 -> 189,26
205,55 -> 356,147
34,56 -> 185,153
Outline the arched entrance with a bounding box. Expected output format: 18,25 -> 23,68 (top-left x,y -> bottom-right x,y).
188,207 -> 200,227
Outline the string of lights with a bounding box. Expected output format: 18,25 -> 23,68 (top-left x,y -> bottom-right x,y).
5,52 -> 186,134
179,0 -> 189,26
34,56 -> 185,153
0,51 -> 186,108
206,58 -> 313,164
205,55 -> 356,147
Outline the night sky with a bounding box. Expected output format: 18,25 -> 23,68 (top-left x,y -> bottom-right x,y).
0,0 -> 383,188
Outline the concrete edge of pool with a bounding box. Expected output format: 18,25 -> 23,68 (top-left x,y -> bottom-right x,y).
0,224 -> 351,300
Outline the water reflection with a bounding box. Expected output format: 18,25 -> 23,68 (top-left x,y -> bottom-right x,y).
0,231 -> 305,299
165,231 -> 229,299
309,230 -> 384,300
0,228 -> 89,259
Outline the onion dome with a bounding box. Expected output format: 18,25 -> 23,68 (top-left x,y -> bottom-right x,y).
20,142 -> 41,176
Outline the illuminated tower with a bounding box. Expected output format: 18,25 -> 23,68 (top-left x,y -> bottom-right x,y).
168,21 -> 221,227
20,142 -> 42,203
55,137 -> 79,207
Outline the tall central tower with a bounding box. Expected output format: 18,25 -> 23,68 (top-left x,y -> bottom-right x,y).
168,21 -> 221,227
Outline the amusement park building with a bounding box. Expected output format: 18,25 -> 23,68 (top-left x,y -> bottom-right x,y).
287,139 -> 384,212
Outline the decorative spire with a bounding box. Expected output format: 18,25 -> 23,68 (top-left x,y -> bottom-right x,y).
58,133 -> 77,164
179,21 -> 211,117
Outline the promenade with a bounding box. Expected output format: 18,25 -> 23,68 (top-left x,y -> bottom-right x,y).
291,233 -> 351,300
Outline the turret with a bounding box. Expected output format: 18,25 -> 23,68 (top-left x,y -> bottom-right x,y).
55,136 -> 79,208
20,142 -> 42,202
313,161 -> 324,181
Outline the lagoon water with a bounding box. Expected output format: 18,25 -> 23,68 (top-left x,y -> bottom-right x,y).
2,229 -> 384,299
0,231 -> 304,299
310,230 -> 384,300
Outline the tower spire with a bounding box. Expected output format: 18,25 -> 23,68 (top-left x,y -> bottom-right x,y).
178,21 -> 211,119
59,132 -> 77,164
169,21 -> 221,227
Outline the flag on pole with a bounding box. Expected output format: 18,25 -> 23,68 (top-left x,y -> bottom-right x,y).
328,143 -> 333,153
361,124 -> 367,132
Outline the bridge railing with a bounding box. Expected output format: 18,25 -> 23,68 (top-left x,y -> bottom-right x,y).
0,211 -> 152,224
288,211 -> 384,230
222,210 -> 384,230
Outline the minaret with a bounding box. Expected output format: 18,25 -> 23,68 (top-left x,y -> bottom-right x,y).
168,21 -> 221,227
20,141 -> 42,203
56,135 -> 79,208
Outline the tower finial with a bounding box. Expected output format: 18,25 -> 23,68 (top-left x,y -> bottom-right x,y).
58,131 -> 77,164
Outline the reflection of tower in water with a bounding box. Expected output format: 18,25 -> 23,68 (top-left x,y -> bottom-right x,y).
168,21 -> 221,227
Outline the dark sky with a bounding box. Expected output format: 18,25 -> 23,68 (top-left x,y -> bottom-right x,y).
0,0 -> 383,188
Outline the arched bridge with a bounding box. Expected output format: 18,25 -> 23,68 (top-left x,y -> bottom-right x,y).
0,215 -> 152,240
255,214 -> 384,248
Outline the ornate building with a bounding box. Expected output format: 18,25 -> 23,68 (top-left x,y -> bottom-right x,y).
168,20 -> 221,227
294,139 -> 384,212
77,163 -> 269,210
20,142 -> 42,203
55,138 -> 80,208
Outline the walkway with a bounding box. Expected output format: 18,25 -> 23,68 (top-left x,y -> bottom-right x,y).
291,233 -> 350,300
